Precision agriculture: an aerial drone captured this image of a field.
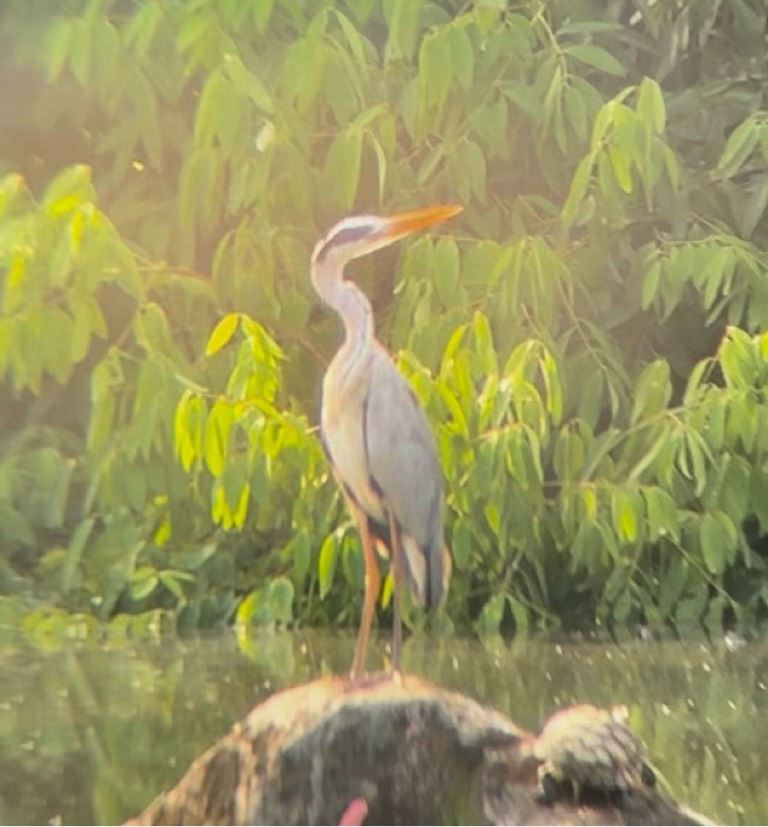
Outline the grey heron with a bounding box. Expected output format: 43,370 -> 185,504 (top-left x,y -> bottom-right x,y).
310,204 -> 462,678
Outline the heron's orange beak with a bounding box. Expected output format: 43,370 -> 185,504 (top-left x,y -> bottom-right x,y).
382,204 -> 463,239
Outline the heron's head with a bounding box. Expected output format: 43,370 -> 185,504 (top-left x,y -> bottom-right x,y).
311,204 -> 462,275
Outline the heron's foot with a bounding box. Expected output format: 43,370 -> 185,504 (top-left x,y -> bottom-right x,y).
344,670 -> 391,691
345,661 -> 404,688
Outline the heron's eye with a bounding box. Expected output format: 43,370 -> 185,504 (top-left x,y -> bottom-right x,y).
314,225 -> 373,263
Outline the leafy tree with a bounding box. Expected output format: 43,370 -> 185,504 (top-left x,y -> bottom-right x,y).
1,0 -> 767,636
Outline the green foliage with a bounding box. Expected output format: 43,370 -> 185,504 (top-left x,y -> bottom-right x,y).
1,0 -> 768,635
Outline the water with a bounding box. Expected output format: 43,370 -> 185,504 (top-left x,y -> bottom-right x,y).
0,629 -> 765,825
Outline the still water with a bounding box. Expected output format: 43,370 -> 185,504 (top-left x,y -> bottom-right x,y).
0,629 -> 765,825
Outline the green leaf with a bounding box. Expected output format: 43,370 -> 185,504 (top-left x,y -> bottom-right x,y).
366,133 -> 388,203
268,576 -> 295,623
189,396 -> 207,469
290,530 -> 311,582
334,10 -> 367,69
205,312 -> 240,355
751,471 -> 768,533
683,358 -> 712,407
44,307 -> 75,384
458,138 -> 487,203
541,61 -> 564,136
211,479 -> 231,527
418,27 -> 452,120
643,487 -> 680,542
608,143 -> 633,193
627,427 -> 670,484
380,570 -> 393,610
62,516 -> 95,592
636,77 -> 665,134
131,67 -> 162,169
82,292 -> 108,338
137,302 -> 172,353
416,143 -> 445,186
385,0 -> 422,63
324,129 -> 363,210
571,516 -> 600,563
483,499 -> 500,536
641,258 -> 661,310
553,427 -> 584,481
44,16 -> 74,82
726,394 -> 757,453
675,578 -> 708,629
658,557 -> 688,618
253,0 -> 274,33
540,349 -> 563,425
43,164 -> 94,211
318,529 -> 341,599
345,0 -> 376,21
130,568 -> 159,601
472,311 -> 498,376
178,147 -> 223,231
612,489 -> 642,543
582,484 -> 597,520
660,142 -> 679,190
720,457 -> 751,525
452,519 -> 472,571
87,353 -> 118,452
224,54 -> 274,114
561,154 -> 593,225
231,476 -> 250,529
433,238 -> 460,310
204,400 -> 233,477
444,310 -> 471,355
69,16 -> 93,86
716,116 -> 760,179
699,512 -> 730,574
506,595 -> 529,635
720,326 -> 757,389
630,360 -> 671,425
558,21 -> 625,36
564,83 -> 588,141
475,592 -> 505,635
123,0 -> 163,56
564,44 -> 626,77
683,431 -> 710,497
450,26 -> 474,91
158,570 -> 192,601
195,71 -> 228,145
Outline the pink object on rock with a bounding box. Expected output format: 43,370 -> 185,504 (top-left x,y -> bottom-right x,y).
338,797 -> 368,826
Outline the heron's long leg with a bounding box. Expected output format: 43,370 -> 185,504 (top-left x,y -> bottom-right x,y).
350,503 -> 380,679
387,508 -> 403,674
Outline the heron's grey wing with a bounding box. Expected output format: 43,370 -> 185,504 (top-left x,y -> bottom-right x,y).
363,348 -> 444,602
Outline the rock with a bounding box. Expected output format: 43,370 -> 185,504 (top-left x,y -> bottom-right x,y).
529,703 -> 656,802
124,673 -> 714,826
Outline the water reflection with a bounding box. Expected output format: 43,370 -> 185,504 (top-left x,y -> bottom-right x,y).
0,630 -> 764,824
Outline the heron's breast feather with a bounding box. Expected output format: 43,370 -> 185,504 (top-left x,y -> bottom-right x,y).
322,383 -> 385,523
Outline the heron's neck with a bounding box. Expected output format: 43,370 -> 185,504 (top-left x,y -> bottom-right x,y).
317,271 -> 374,374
